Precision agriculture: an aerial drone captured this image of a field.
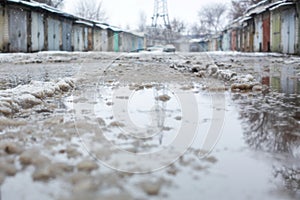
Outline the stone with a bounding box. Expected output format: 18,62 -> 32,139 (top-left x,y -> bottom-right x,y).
0,162 -> 17,176
140,181 -> 162,196
2,142 -> 23,155
156,94 -> 171,102
32,165 -> 56,181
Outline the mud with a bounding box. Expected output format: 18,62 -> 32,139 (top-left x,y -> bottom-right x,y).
0,52 -> 299,200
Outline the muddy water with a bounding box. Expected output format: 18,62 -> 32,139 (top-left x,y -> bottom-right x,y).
0,52 -> 299,200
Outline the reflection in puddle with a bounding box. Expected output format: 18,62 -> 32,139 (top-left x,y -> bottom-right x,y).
70,80 -> 220,173
232,92 -> 300,154
94,85 -> 183,153
232,92 -> 300,195
254,64 -> 300,95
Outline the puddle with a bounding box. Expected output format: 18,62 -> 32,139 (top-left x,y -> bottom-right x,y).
0,52 -> 300,199
253,64 -> 300,95
1,169 -> 70,200
95,85 -> 183,150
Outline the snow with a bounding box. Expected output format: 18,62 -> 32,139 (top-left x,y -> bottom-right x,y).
0,78 -> 75,116
7,0 -> 65,15
270,2 -> 295,11
96,24 -> 109,30
75,20 -> 93,27
108,26 -> 122,32
207,51 -> 284,57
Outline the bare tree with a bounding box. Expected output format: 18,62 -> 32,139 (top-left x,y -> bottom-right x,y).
34,0 -> 64,9
198,3 -> 227,34
125,24 -> 131,30
189,23 -> 207,37
170,18 -> 186,34
73,0 -> 108,22
138,11 -> 147,32
229,0 -> 264,20
169,18 -> 186,40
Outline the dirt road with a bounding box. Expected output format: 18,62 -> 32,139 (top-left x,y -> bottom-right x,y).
0,51 -> 299,200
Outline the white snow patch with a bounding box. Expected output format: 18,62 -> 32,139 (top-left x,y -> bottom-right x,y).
0,78 -> 75,116
207,51 -> 284,57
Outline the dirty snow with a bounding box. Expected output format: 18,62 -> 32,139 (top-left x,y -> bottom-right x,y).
0,78 -> 74,116
0,52 -> 299,200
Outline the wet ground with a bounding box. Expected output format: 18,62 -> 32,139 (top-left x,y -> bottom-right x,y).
0,51 -> 299,200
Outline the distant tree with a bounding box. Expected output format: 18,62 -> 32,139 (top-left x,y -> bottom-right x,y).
34,0 -> 64,9
138,11 -> 147,32
73,0 -> 108,22
170,18 -> 186,34
197,3 -> 227,34
125,24 -> 131,30
189,23 -> 207,36
169,18 -> 186,39
229,0 -> 264,20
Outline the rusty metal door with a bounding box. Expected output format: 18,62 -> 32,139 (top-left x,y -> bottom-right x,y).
62,19 -> 72,51
281,8 -> 295,54
0,5 -> 8,52
9,7 -> 27,52
238,29 -> 242,51
131,35 -> 136,51
262,12 -> 270,52
73,26 -> 83,51
101,29 -> 108,51
0,5 -> 4,51
138,36 -> 143,51
249,20 -> 254,52
114,32 -> 119,52
243,27 -> 248,52
82,27 -> 88,51
93,28 -> 102,51
107,29 -> 114,51
47,17 -> 60,51
271,11 -> 281,52
31,12 -> 44,52
88,27 -> 93,51
222,31 -> 230,51
254,15 -> 263,52
231,30 -> 237,51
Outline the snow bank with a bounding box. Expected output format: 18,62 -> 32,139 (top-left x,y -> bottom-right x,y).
0,78 -> 75,116
171,60 -> 263,92
207,51 -> 284,58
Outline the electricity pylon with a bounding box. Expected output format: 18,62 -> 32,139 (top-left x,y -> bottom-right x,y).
151,0 -> 171,30
149,0 -> 172,44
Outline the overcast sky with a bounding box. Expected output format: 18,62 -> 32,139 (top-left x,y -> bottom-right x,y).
63,0 -> 231,29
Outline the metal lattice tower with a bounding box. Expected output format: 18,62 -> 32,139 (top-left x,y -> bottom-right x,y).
151,0 -> 171,30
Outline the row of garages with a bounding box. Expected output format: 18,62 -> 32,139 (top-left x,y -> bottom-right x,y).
0,0 -> 145,53
190,0 -> 300,55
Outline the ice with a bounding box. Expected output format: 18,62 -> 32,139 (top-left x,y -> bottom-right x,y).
218,69 -> 237,81
76,160 -> 99,172
208,51 -> 283,57
0,78 -> 75,116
